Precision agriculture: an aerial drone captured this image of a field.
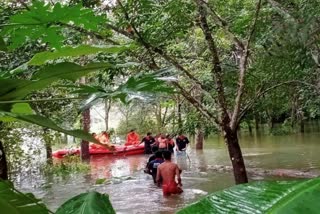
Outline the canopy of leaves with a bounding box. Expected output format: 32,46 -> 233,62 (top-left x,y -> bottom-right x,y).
1,1 -> 109,49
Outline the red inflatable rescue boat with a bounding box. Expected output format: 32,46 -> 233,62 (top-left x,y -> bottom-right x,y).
52,143 -> 144,158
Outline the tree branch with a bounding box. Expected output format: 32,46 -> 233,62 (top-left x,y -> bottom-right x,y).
195,0 -> 230,125
60,23 -> 119,45
171,81 -> 220,125
113,0 -> 218,103
230,0 -> 262,131
200,0 -> 245,50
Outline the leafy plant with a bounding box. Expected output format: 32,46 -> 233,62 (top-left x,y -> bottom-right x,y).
56,192 -> 115,214
0,180 -> 50,214
1,1 -> 108,49
0,180 -> 115,214
43,156 -> 90,176
178,177 -> 320,214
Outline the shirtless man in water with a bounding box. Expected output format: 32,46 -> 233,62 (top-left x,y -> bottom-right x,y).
156,151 -> 183,196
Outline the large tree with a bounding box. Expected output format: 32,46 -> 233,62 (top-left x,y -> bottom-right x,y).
104,0 -> 319,184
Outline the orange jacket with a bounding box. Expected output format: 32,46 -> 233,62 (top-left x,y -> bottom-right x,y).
126,132 -> 140,145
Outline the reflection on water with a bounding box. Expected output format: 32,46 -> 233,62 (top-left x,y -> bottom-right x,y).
16,127 -> 320,213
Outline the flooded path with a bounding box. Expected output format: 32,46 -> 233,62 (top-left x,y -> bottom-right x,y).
16,129 -> 320,213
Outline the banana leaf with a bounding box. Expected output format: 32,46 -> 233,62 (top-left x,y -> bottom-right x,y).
177,177 -> 320,214
55,191 -> 115,214
0,181 -> 50,214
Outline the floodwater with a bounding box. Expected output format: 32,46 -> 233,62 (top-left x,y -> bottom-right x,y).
16,123 -> 320,213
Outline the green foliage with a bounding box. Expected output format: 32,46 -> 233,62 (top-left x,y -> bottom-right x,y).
0,181 -> 115,214
78,72 -> 174,111
43,156 -> 89,176
28,44 -> 134,66
269,120 -> 294,136
0,180 -> 50,214
1,1 -> 108,49
0,122 -> 43,179
117,113 -> 157,136
0,62 -> 113,142
115,0 -> 195,45
10,103 -> 34,114
182,108 -> 218,136
0,36 -> 7,51
114,73 -> 175,103
55,191 -> 115,214
0,62 -> 110,102
0,113 -> 96,143
178,177 -> 320,214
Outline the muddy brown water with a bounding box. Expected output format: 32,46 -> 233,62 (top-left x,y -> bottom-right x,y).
16,125 -> 320,213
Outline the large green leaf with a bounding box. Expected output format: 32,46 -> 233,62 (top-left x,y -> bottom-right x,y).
55,191 -> 115,214
28,45 -> 134,66
1,1 -> 107,49
0,62 -> 110,101
0,181 -> 50,214
177,178 -> 320,214
77,73 -> 174,110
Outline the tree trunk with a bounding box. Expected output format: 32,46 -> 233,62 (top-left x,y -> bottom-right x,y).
63,134 -> 68,144
0,141 -> 8,180
300,111 -> 305,133
43,128 -> 53,165
254,114 -> 260,130
223,128 -> 248,184
270,117 -> 275,129
104,99 -> 111,130
291,94 -> 298,128
195,128 -> 204,150
81,108 -> 90,160
46,141 -> 53,165
177,98 -> 182,132
247,121 -> 253,135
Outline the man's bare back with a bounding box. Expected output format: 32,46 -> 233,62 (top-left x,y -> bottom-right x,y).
156,151 -> 183,196
157,162 -> 180,184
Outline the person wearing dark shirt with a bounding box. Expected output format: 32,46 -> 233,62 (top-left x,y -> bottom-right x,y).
144,146 -> 158,174
147,151 -> 164,183
166,134 -> 175,153
176,134 -> 189,151
141,132 -> 156,154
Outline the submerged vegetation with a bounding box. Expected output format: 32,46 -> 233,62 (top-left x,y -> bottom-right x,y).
0,0 -> 319,213
42,156 -> 90,176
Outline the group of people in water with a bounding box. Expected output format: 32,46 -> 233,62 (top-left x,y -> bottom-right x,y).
90,129 -> 190,196
140,131 -> 190,196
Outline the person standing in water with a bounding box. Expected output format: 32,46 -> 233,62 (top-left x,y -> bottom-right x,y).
156,151 -> 183,196
158,134 -> 168,152
176,133 -> 189,152
125,129 -> 140,146
166,134 -> 175,154
147,151 -> 164,183
141,132 -> 155,154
